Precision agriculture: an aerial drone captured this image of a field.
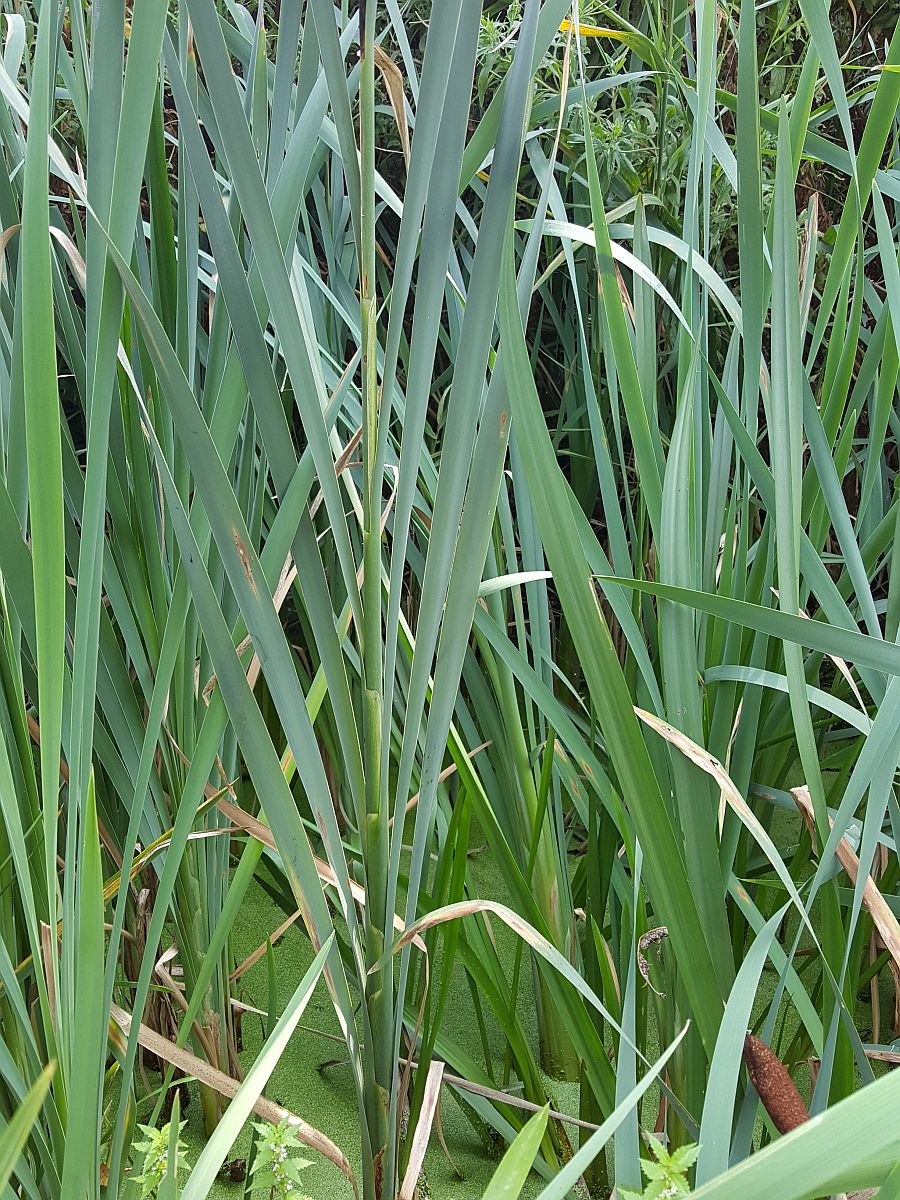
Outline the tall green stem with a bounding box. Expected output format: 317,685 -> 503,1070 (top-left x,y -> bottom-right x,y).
359,2 -> 393,1197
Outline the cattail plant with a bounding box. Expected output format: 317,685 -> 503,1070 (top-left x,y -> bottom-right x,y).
0,2 -> 897,1200
743,1034 -> 809,1136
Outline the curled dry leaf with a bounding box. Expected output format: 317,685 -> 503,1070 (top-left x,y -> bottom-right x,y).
373,45 -> 410,167
637,926 -> 668,996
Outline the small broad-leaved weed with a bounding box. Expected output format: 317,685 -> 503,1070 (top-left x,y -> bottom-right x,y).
251,1118 -> 313,1199
475,0 -> 522,104
132,1120 -> 188,1198
618,1134 -> 699,1200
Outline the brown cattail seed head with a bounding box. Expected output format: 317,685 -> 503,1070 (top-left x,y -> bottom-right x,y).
743,1033 -> 809,1134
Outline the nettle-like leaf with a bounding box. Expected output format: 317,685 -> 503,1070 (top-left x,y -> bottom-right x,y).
619,1134 -> 700,1200
669,1144 -> 702,1174
250,1118 -> 313,1199
132,1121 -> 188,1198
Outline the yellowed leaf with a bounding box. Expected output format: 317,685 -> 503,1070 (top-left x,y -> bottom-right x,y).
559,18 -> 623,37
792,785 -> 900,974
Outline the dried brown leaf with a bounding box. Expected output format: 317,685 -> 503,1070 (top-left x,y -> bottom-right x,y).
373,45 -> 409,167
